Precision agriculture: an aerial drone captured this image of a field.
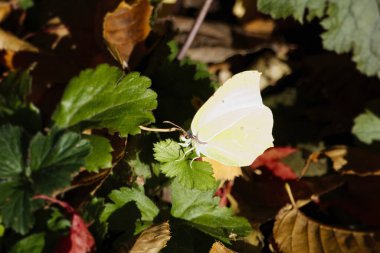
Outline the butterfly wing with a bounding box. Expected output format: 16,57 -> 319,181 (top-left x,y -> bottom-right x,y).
191,71 -> 263,141
193,106 -> 273,166
191,71 -> 273,166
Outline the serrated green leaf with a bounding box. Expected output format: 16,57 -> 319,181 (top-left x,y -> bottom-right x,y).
101,187 -> 159,222
257,0 -> 380,78
170,180 -> 251,243
352,110 -> 380,144
0,125 -> 24,178
9,233 -> 45,253
52,64 -> 157,136
29,128 -> 91,194
160,160 -> 216,190
153,139 -> 184,163
0,182 -> 34,235
83,135 -> 113,172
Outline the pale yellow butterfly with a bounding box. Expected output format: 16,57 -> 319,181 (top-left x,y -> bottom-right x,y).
188,71 -> 274,167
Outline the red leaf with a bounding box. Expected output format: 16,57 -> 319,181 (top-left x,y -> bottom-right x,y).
34,195 -> 95,253
251,147 -> 298,180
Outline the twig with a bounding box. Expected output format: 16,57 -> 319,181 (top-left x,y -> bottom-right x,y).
176,0 -> 213,60
139,125 -> 179,133
284,183 -> 297,208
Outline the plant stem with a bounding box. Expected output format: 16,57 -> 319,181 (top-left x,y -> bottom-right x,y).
176,0 -> 213,60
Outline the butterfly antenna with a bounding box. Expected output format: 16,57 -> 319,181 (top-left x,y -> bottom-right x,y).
163,121 -> 188,136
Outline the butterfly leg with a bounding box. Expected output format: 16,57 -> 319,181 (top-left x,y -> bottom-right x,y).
175,147 -> 195,162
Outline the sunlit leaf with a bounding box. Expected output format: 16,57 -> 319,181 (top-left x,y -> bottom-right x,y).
170,180 -> 251,243
83,135 -> 113,172
101,187 -> 159,222
52,64 -> 157,136
103,0 -> 152,68
352,110 -> 380,144
258,0 -> 380,78
128,221 -> 171,253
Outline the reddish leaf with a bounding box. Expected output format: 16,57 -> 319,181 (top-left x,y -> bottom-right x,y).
251,147 -> 298,180
34,195 -> 95,253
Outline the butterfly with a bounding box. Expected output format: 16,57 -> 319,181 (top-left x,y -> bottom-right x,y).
185,71 -> 274,167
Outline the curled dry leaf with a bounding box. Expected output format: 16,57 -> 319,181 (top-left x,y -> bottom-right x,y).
209,241 -> 236,253
103,0 -> 152,68
125,221 -> 171,253
273,203 -> 380,253
0,28 -> 38,52
202,157 -> 242,181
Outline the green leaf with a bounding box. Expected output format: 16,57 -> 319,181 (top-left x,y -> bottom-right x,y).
83,135 -> 113,172
170,180 -> 251,243
0,70 -> 31,117
153,139 -> 184,163
9,233 -> 45,253
29,128 -> 91,194
161,160 -> 216,190
18,0 -> 34,10
257,0 -> 380,78
127,153 -> 152,179
52,64 -> 157,136
101,187 -> 159,222
352,110 -> 380,144
0,182 -> 34,235
47,207 -> 71,232
0,125 -> 24,178
153,140 -> 216,190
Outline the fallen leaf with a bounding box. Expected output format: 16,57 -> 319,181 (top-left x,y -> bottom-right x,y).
274,202 -> 380,253
0,28 -> 38,52
103,0 -> 153,68
251,147 -> 298,180
0,2 -> 11,23
34,195 -> 95,253
243,19 -> 275,38
203,157 -> 242,181
121,221 -> 171,253
209,241 -> 236,253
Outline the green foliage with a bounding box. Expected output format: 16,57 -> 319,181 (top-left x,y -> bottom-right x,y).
18,0 -> 34,10
83,135 -> 113,172
29,128 -> 91,194
146,41 -> 215,125
52,64 -> 157,136
0,182 -> 34,235
257,0 -> 380,78
352,110 -> 380,144
153,140 -> 216,190
0,70 -> 31,117
0,125 -> 91,234
101,187 -> 159,222
170,180 -> 251,243
0,70 -> 41,133
0,125 -> 24,178
9,233 -> 45,253
47,208 -> 71,232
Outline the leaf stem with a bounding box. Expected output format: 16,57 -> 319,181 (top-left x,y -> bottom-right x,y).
176,0 -> 214,60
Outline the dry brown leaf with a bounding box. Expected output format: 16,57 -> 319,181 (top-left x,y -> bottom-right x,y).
209,241 -> 236,253
103,0 -> 152,69
243,19 -> 275,38
0,2 -> 11,23
0,28 -> 38,52
126,221 -> 171,253
273,203 -> 380,253
202,157 -> 242,181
